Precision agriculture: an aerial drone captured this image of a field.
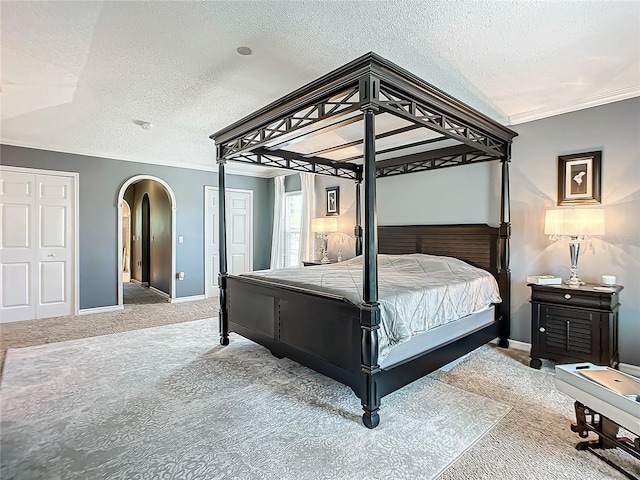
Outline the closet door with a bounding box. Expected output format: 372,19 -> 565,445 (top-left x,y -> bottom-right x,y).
1,171 -> 37,321
1,169 -> 76,322
35,174 -> 75,319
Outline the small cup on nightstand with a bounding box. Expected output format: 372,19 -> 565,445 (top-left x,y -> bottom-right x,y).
601,274 -> 616,286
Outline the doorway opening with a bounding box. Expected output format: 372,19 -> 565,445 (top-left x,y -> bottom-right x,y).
117,175 -> 176,307
122,200 -> 131,283
141,193 -> 151,286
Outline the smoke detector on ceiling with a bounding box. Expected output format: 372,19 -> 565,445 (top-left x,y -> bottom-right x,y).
133,119 -> 153,130
237,46 -> 252,56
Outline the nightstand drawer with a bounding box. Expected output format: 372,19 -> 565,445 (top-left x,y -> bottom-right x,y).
531,286 -> 619,311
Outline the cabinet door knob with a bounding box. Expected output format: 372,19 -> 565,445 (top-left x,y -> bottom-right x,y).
539,327 -> 546,333
564,294 -> 571,300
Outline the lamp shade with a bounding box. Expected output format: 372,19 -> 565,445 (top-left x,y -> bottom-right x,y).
544,209 -> 605,236
311,217 -> 338,233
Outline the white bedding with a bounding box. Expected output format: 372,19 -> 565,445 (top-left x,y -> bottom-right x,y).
243,254 -> 501,363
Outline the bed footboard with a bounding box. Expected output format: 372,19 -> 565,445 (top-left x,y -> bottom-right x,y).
223,273 -> 505,429
225,275 -> 364,391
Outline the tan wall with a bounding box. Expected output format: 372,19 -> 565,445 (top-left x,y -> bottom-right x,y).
129,179 -> 172,295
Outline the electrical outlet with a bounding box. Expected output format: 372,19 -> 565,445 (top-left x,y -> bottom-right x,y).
178,235 -> 184,244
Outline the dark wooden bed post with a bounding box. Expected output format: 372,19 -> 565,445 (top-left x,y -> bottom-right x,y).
498,146 -> 511,348
360,80 -> 381,428
217,146 -> 230,346
354,166 -> 363,257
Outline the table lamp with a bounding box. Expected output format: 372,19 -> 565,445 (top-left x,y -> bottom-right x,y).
544,208 -> 605,286
311,217 -> 338,264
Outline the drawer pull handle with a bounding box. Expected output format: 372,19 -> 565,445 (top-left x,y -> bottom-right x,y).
564,294 -> 571,300
566,321 -> 570,350
539,327 -> 546,333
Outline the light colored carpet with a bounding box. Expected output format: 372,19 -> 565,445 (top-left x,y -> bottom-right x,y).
434,347 -> 640,479
2,304 -> 638,479
1,319 -> 510,480
0,293 -> 218,377
123,282 -> 168,305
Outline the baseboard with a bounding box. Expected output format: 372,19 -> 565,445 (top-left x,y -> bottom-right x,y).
507,339 -> 531,352
495,340 -> 638,378
148,286 -> 170,301
490,338 -> 531,352
79,305 -> 124,315
170,295 -> 206,304
619,363 -> 640,379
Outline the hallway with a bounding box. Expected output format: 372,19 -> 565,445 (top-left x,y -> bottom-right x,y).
123,282 -> 167,305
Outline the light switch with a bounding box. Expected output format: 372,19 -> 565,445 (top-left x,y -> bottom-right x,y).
178,235 -> 184,244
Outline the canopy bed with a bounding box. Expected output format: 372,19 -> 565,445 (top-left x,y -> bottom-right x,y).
209,52 -> 518,428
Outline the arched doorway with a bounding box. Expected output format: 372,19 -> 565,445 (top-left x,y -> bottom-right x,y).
117,175 -> 177,307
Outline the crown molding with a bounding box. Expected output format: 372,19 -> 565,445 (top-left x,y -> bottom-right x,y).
14,86 -> 639,178
508,86 -> 640,125
0,140 -> 280,178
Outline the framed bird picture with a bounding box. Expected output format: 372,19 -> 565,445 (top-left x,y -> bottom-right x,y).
557,151 -> 602,205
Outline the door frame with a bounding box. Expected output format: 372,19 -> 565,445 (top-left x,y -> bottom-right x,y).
0,165 -> 79,318
204,186 -> 253,298
122,199 -> 131,282
117,175 -> 176,307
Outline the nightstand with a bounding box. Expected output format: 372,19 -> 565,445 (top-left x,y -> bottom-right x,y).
529,283 -> 622,369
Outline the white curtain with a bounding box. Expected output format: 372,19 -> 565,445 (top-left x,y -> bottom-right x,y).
270,176 -> 286,269
299,173 -> 315,265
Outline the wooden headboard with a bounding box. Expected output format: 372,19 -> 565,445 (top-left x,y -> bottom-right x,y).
378,224 -> 499,278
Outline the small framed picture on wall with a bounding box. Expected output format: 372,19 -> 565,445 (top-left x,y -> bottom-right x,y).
326,186 -> 339,216
557,151 -> 602,205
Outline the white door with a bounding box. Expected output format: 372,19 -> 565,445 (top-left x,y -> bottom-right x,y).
205,187 -> 253,297
1,169 -> 76,322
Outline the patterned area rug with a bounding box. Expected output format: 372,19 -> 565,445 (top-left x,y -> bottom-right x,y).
1,319 -> 509,480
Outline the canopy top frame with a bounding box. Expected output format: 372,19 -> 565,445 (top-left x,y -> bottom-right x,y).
210,52 -> 517,180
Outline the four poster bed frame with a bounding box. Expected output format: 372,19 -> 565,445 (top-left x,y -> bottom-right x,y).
210,53 -> 518,428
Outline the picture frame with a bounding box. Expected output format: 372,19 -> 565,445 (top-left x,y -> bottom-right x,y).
557,151 -> 602,205
326,186 -> 339,216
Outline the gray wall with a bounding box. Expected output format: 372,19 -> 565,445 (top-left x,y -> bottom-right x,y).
510,98 -> 639,366
314,175 -> 359,262
284,173 -> 301,192
0,145 -> 273,309
375,98 -> 640,365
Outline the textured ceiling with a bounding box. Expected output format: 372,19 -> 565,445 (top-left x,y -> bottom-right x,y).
1,1 -> 638,176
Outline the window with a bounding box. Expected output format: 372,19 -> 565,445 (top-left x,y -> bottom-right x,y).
283,191 -> 302,267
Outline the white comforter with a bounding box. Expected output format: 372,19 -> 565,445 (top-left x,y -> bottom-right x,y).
243,254 -> 501,363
